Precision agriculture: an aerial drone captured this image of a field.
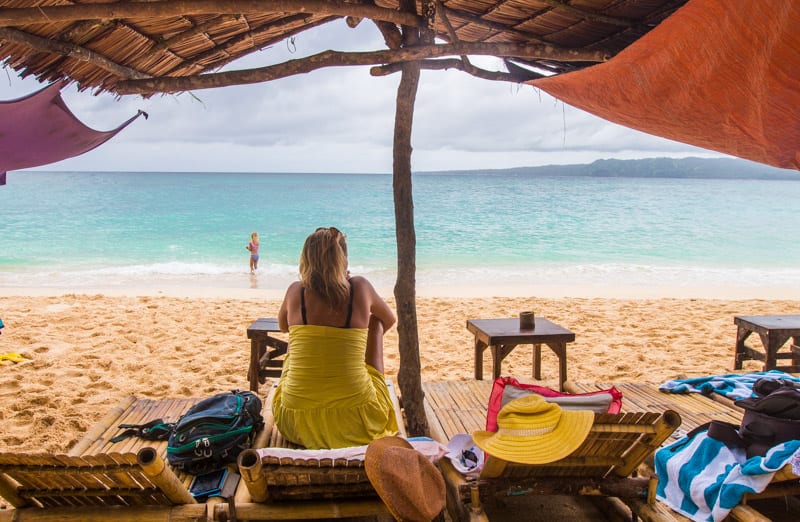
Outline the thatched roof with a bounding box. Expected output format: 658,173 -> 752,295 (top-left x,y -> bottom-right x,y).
0,0 -> 688,96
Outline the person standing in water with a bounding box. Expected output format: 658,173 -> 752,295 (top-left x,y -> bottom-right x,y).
246,232 -> 260,273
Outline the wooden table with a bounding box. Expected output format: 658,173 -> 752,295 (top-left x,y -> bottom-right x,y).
247,317 -> 287,392
734,315 -> 800,373
467,317 -> 575,390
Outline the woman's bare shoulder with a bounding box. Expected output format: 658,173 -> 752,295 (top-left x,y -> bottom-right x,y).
348,275 -> 375,291
283,280 -> 302,297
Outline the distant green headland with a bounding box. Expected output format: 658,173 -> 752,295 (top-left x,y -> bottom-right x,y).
417,157 -> 799,180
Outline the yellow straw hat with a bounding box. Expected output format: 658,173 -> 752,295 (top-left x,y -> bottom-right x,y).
365,436 -> 445,521
472,394 -> 594,465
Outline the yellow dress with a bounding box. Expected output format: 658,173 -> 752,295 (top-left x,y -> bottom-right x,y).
272,324 -> 399,449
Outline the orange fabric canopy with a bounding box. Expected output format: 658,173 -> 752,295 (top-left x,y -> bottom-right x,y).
532,0 -> 800,171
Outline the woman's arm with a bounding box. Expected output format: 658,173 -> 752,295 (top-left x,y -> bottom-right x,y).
366,282 -> 396,331
277,284 -> 295,332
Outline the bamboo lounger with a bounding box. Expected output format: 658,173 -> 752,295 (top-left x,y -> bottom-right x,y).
0,396 -> 208,521
422,380 -> 800,521
234,379 -> 405,519
422,380 -> 683,522
0,381 -> 403,521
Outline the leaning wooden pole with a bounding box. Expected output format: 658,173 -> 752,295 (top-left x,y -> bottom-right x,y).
393,0 -> 429,437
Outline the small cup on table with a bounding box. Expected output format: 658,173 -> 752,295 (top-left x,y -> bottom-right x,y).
519,311 -> 535,330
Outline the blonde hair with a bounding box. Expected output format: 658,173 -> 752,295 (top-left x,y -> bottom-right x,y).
250,232 -> 259,244
299,227 -> 349,308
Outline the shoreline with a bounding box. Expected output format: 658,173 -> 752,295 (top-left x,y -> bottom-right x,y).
1,282 -> 798,300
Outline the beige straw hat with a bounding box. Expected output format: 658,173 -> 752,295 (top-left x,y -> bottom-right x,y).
472,394 -> 594,465
364,436 -> 445,522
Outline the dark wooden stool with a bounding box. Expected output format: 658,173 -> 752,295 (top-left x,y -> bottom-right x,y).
247,318 -> 287,392
733,315 -> 800,373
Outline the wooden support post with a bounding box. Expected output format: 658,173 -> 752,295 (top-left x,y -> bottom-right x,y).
136,447 -> 197,505
393,0 -> 428,437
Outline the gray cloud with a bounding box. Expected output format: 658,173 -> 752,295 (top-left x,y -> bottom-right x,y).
2,20 -> 717,174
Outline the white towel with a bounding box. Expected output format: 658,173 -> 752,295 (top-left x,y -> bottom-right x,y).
256,436 -> 448,464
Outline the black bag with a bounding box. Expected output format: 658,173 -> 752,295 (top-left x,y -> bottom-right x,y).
734,380 -> 800,458
676,378 -> 800,459
167,390 -> 264,474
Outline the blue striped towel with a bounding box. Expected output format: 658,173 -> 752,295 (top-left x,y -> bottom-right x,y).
658,370 -> 800,400
655,429 -> 800,522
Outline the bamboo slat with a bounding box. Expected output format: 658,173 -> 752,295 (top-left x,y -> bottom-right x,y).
68,395 -> 138,457
0,451 -> 174,509
566,381 -> 743,435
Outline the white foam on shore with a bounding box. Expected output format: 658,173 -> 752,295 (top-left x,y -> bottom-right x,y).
0,281 -> 797,300
0,261 -> 798,300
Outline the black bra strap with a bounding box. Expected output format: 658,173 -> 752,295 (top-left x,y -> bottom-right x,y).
300,287 -> 307,325
344,280 -> 354,328
300,282 -> 352,327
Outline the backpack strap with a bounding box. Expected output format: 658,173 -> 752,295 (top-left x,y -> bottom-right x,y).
668,420 -> 746,453
111,418 -> 175,443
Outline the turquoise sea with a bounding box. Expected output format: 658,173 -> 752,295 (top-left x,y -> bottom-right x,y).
2,170 -> 800,294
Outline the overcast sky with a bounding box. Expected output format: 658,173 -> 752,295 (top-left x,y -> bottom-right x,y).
2,19 -> 721,174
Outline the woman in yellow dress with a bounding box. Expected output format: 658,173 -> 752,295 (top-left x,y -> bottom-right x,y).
272,227 -> 399,448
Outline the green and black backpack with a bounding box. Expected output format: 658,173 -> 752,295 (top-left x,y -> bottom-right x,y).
112,390 -> 263,474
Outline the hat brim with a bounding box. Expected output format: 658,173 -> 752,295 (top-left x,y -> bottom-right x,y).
473,409 -> 594,465
365,436 -> 413,520
365,436 -> 414,493
365,436 -> 445,521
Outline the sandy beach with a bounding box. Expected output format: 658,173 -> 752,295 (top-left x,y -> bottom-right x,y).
1,285 -> 797,455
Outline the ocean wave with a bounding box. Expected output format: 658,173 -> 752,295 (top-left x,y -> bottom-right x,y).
2,261 -> 800,294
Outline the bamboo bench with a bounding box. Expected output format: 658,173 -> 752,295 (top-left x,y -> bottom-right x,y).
0,382 -> 404,521
0,396 -> 211,521
233,380 -> 404,519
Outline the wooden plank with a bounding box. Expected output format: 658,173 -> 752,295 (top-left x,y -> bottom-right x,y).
68,396 -> 138,457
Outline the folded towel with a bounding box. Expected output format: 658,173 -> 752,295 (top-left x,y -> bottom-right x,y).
256,436 -> 447,465
655,428 -> 800,522
659,370 -> 800,400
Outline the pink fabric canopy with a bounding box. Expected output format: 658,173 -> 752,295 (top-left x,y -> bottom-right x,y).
0,81 -> 146,185
531,0 -> 800,171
